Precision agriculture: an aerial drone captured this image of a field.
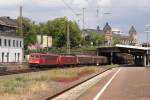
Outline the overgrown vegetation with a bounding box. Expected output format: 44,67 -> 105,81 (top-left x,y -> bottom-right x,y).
0,67 -> 98,98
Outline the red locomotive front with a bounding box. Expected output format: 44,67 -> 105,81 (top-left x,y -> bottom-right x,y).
29,53 -> 60,67
28,53 -> 42,67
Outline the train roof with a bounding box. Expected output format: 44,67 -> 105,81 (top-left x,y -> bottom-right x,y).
76,55 -> 94,57
30,53 -> 59,56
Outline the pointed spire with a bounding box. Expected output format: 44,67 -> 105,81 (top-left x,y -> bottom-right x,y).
129,25 -> 136,34
103,22 -> 111,34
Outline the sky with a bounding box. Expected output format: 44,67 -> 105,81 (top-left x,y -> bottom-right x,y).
0,0 -> 150,43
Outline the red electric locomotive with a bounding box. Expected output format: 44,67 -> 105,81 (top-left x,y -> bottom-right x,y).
29,53 -> 77,67
29,53 -> 60,67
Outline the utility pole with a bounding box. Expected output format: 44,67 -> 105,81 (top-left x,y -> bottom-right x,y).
97,6 -> 99,17
76,13 -> 81,26
82,8 -> 86,45
19,3 -> 23,63
82,8 -> 85,30
20,5 -> 23,36
67,21 -> 70,54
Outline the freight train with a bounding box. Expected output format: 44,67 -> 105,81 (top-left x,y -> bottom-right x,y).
28,53 -> 108,68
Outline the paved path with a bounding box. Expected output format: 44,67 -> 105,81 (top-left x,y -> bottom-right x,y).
77,67 -> 150,100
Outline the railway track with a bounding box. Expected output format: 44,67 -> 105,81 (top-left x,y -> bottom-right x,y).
0,68 -> 52,76
0,65 -> 101,76
46,67 -> 115,100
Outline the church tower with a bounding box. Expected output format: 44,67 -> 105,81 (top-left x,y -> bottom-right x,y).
103,22 -> 113,46
129,26 -> 137,45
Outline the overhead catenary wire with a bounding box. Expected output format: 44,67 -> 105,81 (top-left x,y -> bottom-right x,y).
61,0 -> 88,28
61,0 -> 81,18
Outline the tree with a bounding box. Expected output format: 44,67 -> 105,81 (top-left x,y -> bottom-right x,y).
16,17 -> 37,49
85,32 -> 105,46
46,17 -> 81,48
69,21 -> 81,47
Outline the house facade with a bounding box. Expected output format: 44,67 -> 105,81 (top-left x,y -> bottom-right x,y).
0,17 -> 23,63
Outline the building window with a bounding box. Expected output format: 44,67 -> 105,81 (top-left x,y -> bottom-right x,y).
7,52 -> 9,62
8,40 -> 11,47
16,41 -> 18,47
13,40 -> 15,47
0,39 -> 1,46
20,41 -> 22,47
4,39 -> 7,46
15,53 -> 16,62
2,52 -> 4,63
18,53 -> 20,62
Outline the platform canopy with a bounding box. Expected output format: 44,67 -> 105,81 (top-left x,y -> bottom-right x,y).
115,44 -> 150,50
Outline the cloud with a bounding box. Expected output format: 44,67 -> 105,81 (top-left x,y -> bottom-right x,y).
0,0 -> 19,6
98,0 -> 111,7
30,0 -> 62,7
72,0 -> 88,8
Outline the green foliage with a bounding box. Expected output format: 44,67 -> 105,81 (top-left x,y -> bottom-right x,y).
85,32 -> 105,46
46,17 -> 81,47
17,17 -> 81,50
69,21 -> 81,47
17,17 -> 37,49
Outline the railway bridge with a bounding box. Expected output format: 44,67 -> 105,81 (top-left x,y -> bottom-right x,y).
97,44 -> 150,66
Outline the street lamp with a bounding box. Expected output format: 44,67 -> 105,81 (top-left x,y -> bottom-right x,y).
145,25 -> 150,67
75,13 -> 82,27
145,25 -> 150,47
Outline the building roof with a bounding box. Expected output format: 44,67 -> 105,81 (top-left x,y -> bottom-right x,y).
0,16 -> 17,28
82,29 -> 103,35
103,22 -> 111,33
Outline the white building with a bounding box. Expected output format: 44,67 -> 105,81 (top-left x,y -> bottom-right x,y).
0,16 -> 23,63
0,35 -> 23,63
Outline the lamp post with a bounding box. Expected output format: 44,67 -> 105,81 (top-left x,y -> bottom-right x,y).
145,25 -> 150,47
67,21 -> 70,55
97,12 -> 112,47
76,13 -> 81,27
145,25 -> 150,67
